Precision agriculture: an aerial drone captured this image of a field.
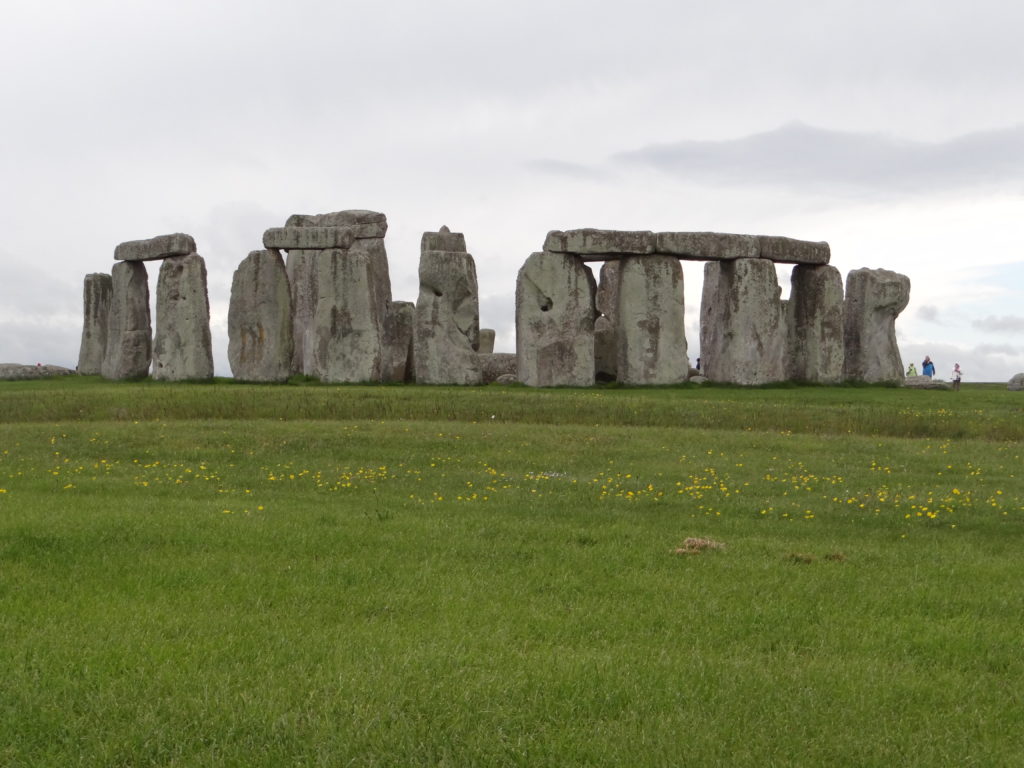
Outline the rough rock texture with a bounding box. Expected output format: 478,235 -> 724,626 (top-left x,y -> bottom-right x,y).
655,232 -> 759,261
758,236 -> 830,265
414,243 -> 482,385
516,251 -> 597,387
616,255 -> 687,385
495,373 -> 517,385
228,250 -> 293,382
263,227 -> 357,251
115,233 -> 197,262
477,329 -> 495,354
0,363 -> 75,380
1007,373 -> 1024,391
152,253 -> 214,381
77,273 -> 112,375
383,301 -> 415,383
544,229 -> 655,255
480,352 -> 517,383
785,264 -> 845,383
842,268 -> 910,383
285,249 -> 319,375
699,258 -> 786,385
286,209 -> 387,236
101,261 -> 152,379
421,227 -> 467,253
904,375 -> 951,390
309,248 -> 388,383
594,262 -> 620,380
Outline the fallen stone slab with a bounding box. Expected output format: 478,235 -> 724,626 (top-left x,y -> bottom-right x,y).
544,229 -> 655,256
1007,373 -> 1024,391
904,375 -> 951,390
263,227 -> 358,251
480,352 -> 516,383
0,363 -> 75,380
152,253 -> 214,381
114,233 -> 196,262
77,272 -> 112,375
758,236 -> 830,265
494,373 -> 517,385
228,250 -> 293,382
655,232 -> 759,261
843,267 -> 910,383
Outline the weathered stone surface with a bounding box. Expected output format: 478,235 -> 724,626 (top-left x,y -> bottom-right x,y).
699,258 -> 786,385
421,225 -> 467,253
350,236 -> 394,315
759,236 -> 830,265
480,352 -> 516,383
309,248 -> 389,383
383,301 -> 415,383
286,209 -> 387,237
544,229 -> 655,256
785,264 -> 844,383
478,329 -> 495,354
114,233 -> 196,262
842,268 -> 910,383
415,249 -> 482,385
594,262 -> 621,380
285,249 -> 320,375
1009,373 -> 1024,391
616,256 -> 688,385
494,373 -> 517,385
904,375 -> 951,390
0,363 -> 75,380
228,250 -> 293,382
263,227 -> 357,251
516,251 -> 597,387
101,261 -> 152,379
77,273 -> 112,375
152,253 -> 213,381
655,232 -> 759,261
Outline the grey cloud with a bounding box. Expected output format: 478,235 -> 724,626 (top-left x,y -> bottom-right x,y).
917,305 -> 941,322
972,314 -> 1024,332
525,159 -> 615,182
612,123 -> 1024,196
975,343 -> 1019,355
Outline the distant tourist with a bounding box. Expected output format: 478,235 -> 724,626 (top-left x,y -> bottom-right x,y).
952,363 -> 962,391
906,362 -> 918,376
922,356 -> 935,377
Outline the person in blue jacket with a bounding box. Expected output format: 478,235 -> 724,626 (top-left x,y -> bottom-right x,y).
922,356 -> 936,377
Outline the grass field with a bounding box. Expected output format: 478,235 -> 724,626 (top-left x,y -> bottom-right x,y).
2,378 -> 1023,766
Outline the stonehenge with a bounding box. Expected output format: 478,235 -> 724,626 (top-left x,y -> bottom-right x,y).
77,218 -> 913,389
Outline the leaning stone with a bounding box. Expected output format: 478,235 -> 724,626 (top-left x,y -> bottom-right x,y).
415,249 -> 482,385
655,232 -> 759,261
152,253 -> 214,381
616,255 -> 688,385
842,268 -> 910,383
286,209 -> 387,237
286,249 -> 320,375
263,227 -> 357,251
478,328 -> 496,354
77,273 -> 112,375
228,250 -> 293,382
101,261 -> 152,379
759,236 -> 830,265
383,301 -> 415,383
1009,373 -> 1024,391
114,233 -> 196,262
544,229 -> 655,255
308,248 -> 389,383
785,264 -> 844,383
421,225 -> 467,253
480,352 -> 517,383
699,258 -> 786,385
516,251 -> 597,387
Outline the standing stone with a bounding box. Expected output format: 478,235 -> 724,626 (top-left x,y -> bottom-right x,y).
1007,373 -> 1024,391
77,273 -> 112,375
286,249 -> 319,375
594,262 -> 620,380
516,251 -> 597,387
616,255 -> 688,385
478,329 -> 496,355
700,258 -> 786,385
383,301 -> 415,383
309,248 -> 388,383
152,253 -> 214,381
842,268 -> 910,383
786,264 -> 845,383
101,261 -> 151,379
228,250 -> 293,382
414,228 -> 481,385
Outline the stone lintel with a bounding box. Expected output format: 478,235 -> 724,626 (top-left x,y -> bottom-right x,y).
286,209 -> 387,231
758,236 -> 830,265
263,227 -> 360,251
114,233 -> 196,262
655,231 -> 760,261
421,226 -> 467,254
544,229 -> 655,255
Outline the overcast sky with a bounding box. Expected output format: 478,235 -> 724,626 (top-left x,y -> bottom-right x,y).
2,0 -> 1022,382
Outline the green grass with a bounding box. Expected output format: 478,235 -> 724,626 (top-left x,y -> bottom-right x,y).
2,379 -> 1023,766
